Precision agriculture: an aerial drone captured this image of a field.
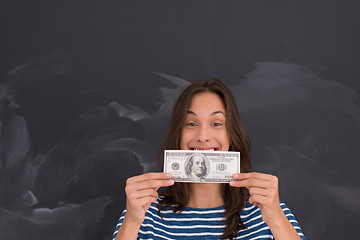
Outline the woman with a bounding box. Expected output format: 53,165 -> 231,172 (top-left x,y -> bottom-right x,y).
113,79 -> 305,239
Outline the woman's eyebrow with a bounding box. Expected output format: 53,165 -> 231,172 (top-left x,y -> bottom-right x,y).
211,111 -> 225,116
187,110 -> 225,116
187,110 -> 196,115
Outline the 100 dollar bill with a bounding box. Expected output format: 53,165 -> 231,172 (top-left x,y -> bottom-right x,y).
163,150 -> 240,183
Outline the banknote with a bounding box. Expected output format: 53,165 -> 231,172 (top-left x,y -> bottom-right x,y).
163,150 -> 240,183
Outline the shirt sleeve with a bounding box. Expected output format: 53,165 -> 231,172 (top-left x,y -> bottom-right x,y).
280,201 -> 306,240
112,208 -> 127,240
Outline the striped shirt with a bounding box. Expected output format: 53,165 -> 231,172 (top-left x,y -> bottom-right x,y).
112,198 -> 306,240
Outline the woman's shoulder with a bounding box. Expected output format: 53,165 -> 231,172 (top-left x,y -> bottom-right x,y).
239,200 -> 305,239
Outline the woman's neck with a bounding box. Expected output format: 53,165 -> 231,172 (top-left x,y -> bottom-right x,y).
187,183 -> 224,208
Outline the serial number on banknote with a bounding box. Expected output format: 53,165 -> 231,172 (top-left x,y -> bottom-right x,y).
163,150 -> 240,183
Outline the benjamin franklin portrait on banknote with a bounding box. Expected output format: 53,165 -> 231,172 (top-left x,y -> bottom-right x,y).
184,153 -> 210,181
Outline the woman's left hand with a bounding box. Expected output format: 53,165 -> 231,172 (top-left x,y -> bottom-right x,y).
229,172 -> 284,225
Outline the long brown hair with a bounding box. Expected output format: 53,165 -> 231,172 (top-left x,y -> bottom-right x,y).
158,78 -> 252,239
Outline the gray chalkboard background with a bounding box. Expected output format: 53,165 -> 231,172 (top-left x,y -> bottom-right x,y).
1,1 -> 359,239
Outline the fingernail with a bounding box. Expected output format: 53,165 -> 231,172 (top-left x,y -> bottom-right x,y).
229,181 -> 235,186
168,179 -> 174,184
165,173 -> 172,177
233,173 -> 238,178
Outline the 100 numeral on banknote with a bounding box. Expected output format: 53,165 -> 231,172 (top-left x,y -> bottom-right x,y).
163,150 -> 240,183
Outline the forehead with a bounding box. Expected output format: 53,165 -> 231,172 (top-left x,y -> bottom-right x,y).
189,92 -> 225,112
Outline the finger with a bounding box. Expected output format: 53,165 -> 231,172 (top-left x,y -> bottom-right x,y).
127,188 -> 158,200
129,196 -> 158,208
249,194 -> 273,207
126,178 -> 174,194
248,187 -> 271,197
127,172 -> 172,184
132,179 -> 174,191
233,172 -> 276,181
229,178 -> 271,189
249,195 -> 267,206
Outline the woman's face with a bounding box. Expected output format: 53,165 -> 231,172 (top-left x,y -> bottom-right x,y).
180,92 -> 230,152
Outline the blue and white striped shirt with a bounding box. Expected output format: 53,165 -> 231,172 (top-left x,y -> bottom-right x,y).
112,198 -> 305,240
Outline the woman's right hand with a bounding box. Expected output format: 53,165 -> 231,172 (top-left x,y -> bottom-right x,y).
124,172 -> 174,225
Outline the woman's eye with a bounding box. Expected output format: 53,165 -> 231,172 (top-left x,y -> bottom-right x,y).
212,122 -> 223,127
186,122 -> 197,127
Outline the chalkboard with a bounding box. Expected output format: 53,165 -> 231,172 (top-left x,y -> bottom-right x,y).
1,1 -> 359,239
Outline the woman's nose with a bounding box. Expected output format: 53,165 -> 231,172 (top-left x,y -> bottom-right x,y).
197,125 -> 210,142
